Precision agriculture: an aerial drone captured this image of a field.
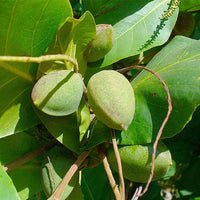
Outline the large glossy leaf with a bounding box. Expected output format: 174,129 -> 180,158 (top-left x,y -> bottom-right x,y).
92,0 -> 178,67
0,0 -> 73,138
180,0 -> 200,12
35,109 -> 80,153
0,164 -> 21,200
117,36 -> 200,145
58,11 -> 96,74
81,164 -> 115,200
0,132 -> 42,200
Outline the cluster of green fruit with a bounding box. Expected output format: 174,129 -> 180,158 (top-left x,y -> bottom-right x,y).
32,24 -> 172,198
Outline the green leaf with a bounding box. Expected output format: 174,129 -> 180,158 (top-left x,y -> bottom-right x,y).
0,132 -> 42,200
67,183 -> 83,200
58,11 -> 96,74
180,0 -> 200,12
84,119 -> 111,150
81,164 -> 115,200
37,11 -> 96,75
118,36 -> 200,145
0,164 -> 21,200
35,109 -> 80,153
93,0 -> 178,67
0,0 -> 73,137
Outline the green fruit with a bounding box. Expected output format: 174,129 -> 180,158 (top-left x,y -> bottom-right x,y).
87,70 -> 135,131
32,70 -> 83,116
88,24 -> 115,62
174,12 -> 195,37
41,147 -> 78,200
107,142 -> 172,183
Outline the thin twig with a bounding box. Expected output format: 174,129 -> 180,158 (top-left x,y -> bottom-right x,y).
111,129 -> 125,200
48,150 -> 92,200
3,140 -> 56,172
0,54 -> 78,73
97,146 -> 121,200
94,0 -> 126,18
117,65 -> 172,196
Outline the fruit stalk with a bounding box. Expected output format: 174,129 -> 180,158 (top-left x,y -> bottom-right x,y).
97,146 -> 121,200
111,129 -> 125,200
48,150 -> 92,200
0,54 -> 78,73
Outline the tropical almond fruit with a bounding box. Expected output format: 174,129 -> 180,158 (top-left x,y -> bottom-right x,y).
87,24 -> 115,62
32,70 -> 83,116
107,142 -> 172,183
41,147 -> 78,199
87,70 -> 135,131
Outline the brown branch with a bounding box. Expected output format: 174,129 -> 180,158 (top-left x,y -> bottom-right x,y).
48,150 -> 92,200
117,65 -> 172,196
97,146 -> 121,200
94,0 -> 126,18
3,140 -> 56,172
111,129 -> 125,200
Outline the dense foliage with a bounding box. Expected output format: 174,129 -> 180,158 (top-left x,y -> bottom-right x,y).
0,0 -> 200,199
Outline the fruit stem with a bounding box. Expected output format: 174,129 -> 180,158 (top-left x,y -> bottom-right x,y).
111,129 -> 125,200
47,149 -> 92,200
117,65 -> 172,196
3,140 -> 56,172
97,146 -> 121,200
0,54 -> 79,79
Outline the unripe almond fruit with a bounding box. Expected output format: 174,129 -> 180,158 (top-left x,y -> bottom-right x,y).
32,70 -> 83,116
87,70 -> 135,131
41,147 -> 78,199
88,24 -> 115,62
107,142 -> 172,183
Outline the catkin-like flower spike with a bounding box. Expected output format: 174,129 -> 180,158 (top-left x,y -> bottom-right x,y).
161,0 -> 180,19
